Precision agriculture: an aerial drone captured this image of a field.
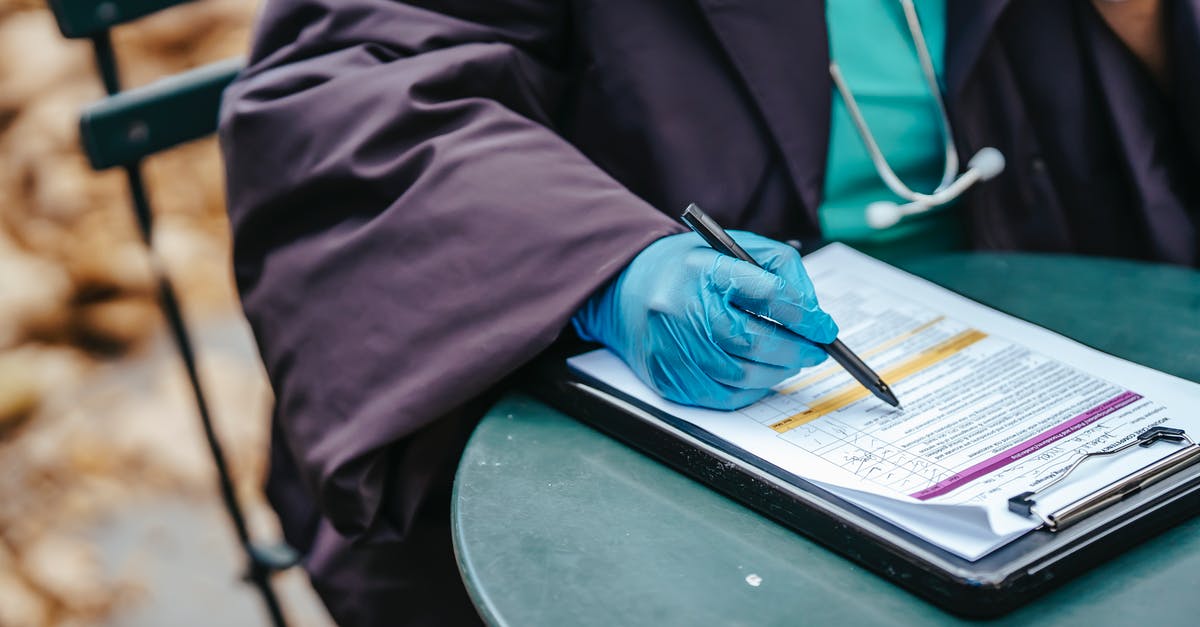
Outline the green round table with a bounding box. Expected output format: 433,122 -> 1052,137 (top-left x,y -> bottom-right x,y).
453,253 -> 1200,626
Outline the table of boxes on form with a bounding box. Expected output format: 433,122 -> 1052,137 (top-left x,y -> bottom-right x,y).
734,276 -> 1164,507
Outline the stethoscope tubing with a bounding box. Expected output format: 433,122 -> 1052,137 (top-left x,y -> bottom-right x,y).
829,0 -> 1004,223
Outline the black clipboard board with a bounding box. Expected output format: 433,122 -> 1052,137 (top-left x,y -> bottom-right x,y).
523,347 -> 1200,618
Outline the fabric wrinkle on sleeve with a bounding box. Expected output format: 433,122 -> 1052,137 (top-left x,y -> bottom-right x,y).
219,0 -> 684,540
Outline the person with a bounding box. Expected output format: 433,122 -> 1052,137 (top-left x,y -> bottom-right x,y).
218,1 -> 1198,624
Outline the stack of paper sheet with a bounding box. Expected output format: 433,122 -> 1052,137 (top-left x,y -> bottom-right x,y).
569,244 -> 1200,560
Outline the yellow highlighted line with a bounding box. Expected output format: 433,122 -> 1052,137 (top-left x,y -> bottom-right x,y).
770,328 -> 988,433
778,316 -> 946,395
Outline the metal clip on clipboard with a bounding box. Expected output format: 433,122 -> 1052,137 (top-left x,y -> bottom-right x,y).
1007,426 -> 1200,531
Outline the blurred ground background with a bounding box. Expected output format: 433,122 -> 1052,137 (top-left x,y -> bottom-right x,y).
0,1 -> 334,625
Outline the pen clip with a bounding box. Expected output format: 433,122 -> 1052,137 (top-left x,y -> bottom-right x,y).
681,204 -> 761,267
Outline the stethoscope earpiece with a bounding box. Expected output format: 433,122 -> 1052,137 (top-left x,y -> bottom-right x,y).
968,147 -> 1006,181
865,201 -> 904,230
862,145 -> 1006,231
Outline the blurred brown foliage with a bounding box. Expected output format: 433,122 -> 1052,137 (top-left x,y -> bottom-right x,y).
0,2 -> 290,625
0,0 -> 255,356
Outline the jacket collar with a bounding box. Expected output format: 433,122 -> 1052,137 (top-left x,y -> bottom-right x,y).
946,0 -> 1012,99
695,0 -> 1011,217
695,0 -> 830,219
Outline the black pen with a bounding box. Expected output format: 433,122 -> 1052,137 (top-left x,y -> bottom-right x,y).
680,203 -> 901,409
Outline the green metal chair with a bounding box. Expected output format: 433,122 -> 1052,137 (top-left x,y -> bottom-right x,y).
46,2 -> 295,626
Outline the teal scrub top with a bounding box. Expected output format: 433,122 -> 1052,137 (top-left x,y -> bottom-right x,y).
819,0 -> 965,261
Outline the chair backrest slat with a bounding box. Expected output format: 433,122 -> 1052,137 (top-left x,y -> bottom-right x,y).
48,0 -> 196,39
79,58 -> 243,169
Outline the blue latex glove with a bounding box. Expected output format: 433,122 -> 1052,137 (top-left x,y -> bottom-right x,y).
573,231 -> 839,410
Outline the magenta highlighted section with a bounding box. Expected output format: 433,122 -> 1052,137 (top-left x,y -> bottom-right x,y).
909,391 -> 1143,501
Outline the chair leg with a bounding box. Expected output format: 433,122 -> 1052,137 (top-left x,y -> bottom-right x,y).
86,32 -> 295,627
126,158 -> 295,627
150,258 -> 293,627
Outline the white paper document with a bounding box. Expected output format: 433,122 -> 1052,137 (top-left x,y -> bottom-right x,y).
569,244 -> 1200,560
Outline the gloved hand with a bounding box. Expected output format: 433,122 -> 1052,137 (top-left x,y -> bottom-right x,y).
573,231 -> 838,410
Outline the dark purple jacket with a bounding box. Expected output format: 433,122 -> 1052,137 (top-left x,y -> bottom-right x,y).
219,1 -> 1199,623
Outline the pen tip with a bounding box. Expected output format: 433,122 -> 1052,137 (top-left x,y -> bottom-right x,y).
877,385 -> 901,409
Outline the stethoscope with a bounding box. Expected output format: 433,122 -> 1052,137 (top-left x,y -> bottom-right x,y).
829,0 -> 1006,230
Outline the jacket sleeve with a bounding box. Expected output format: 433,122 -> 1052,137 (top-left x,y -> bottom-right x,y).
219,0 -> 684,539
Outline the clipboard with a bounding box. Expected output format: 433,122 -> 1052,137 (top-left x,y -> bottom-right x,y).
523,346 -> 1200,618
